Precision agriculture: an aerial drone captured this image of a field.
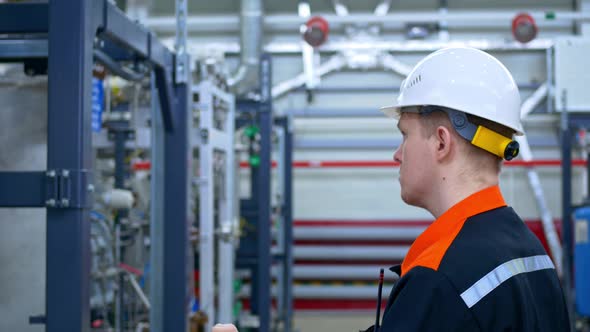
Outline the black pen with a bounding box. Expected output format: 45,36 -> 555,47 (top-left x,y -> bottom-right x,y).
375,268 -> 384,332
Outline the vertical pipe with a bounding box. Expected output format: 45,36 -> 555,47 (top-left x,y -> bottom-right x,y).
149,73 -> 165,332
199,82 -> 216,332
218,90 -> 236,324
46,0 -> 93,331
228,0 -> 263,92
114,129 -> 126,331
546,48 -> 554,114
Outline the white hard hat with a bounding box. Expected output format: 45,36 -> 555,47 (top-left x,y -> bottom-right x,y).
380,47 -> 523,135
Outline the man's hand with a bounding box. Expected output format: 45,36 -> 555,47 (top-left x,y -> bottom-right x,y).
213,323 -> 238,332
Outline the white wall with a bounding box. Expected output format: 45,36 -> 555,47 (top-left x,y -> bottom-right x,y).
0,71 -> 47,332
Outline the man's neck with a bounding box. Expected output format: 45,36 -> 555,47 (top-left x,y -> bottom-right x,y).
426,173 -> 499,219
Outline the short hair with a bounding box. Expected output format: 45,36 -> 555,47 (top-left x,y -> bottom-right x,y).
415,109 -> 514,172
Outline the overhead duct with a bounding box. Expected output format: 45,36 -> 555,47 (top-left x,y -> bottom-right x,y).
227,0 -> 262,95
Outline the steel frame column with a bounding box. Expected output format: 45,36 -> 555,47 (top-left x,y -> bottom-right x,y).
235,54 -> 273,332
561,116 -> 574,330
46,0 -> 94,331
149,73 -> 166,332
162,66 -> 192,331
159,0 -> 192,330
252,54 -> 273,332
280,117 -> 294,332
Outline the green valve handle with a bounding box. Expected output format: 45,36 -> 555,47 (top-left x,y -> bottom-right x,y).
244,125 -> 259,138
249,155 -> 260,167
545,12 -> 555,20
234,279 -> 242,292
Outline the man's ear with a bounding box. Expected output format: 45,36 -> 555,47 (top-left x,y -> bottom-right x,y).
434,125 -> 453,161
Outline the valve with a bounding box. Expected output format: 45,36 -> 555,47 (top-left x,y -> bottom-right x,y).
512,13 -> 537,44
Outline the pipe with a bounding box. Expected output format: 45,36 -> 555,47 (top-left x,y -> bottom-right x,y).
144,11 -> 590,33
293,245 -> 409,260
293,265 -> 398,280
227,0 -> 262,94
516,82 -> 563,275
126,273 -> 151,309
380,53 -> 413,76
272,54 -> 346,99
521,83 -> 548,118
237,265 -> 402,280
93,49 -> 146,82
136,322 -> 150,332
332,0 -> 349,16
216,86 -> 237,325
238,285 -> 396,300
174,38 -> 554,57
101,189 -> 135,209
374,0 -> 392,16
294,226 -> 424,240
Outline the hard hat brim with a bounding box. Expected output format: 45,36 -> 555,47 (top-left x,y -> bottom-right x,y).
379,105 -> 401,119
379,104 -> 424,119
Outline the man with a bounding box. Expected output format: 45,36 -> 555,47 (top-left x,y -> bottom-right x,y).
214,47 -> 570,332
369,47 -> 570,331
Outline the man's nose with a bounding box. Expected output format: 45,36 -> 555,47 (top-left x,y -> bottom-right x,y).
393,146 -> 402,163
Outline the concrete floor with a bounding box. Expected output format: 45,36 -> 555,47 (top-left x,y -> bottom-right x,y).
293,312 -> 373,332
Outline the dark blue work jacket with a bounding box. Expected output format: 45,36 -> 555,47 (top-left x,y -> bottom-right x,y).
366,186 -> 570,331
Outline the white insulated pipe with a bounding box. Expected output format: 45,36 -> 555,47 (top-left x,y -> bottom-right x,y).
101,189 -> 135,209
294,226 -> 425,241
521,83 -> 548,119
237,265 -> 401,280
227,0 -> 262,93
238,284 -> 396,300
380,53 -> 413,77
516,82 -> 563,276
144,11 -> 590,33
293,245 -> 409,261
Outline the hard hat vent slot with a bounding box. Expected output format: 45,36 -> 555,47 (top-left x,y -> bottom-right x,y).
407,74 -> 422,89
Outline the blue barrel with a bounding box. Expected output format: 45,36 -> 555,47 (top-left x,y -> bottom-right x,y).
574,207 -> 590,317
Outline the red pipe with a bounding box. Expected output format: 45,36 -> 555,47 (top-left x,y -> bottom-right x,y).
132,161 -> 151,170
118,263 -> 143,276
133,159 -> 587,171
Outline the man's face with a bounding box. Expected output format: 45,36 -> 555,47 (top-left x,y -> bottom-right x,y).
393,113 -> 437,208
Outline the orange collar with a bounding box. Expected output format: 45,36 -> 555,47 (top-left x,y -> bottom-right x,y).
400,185 -> 506,276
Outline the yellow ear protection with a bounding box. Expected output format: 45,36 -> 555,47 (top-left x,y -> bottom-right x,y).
421,106 -> 520,161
